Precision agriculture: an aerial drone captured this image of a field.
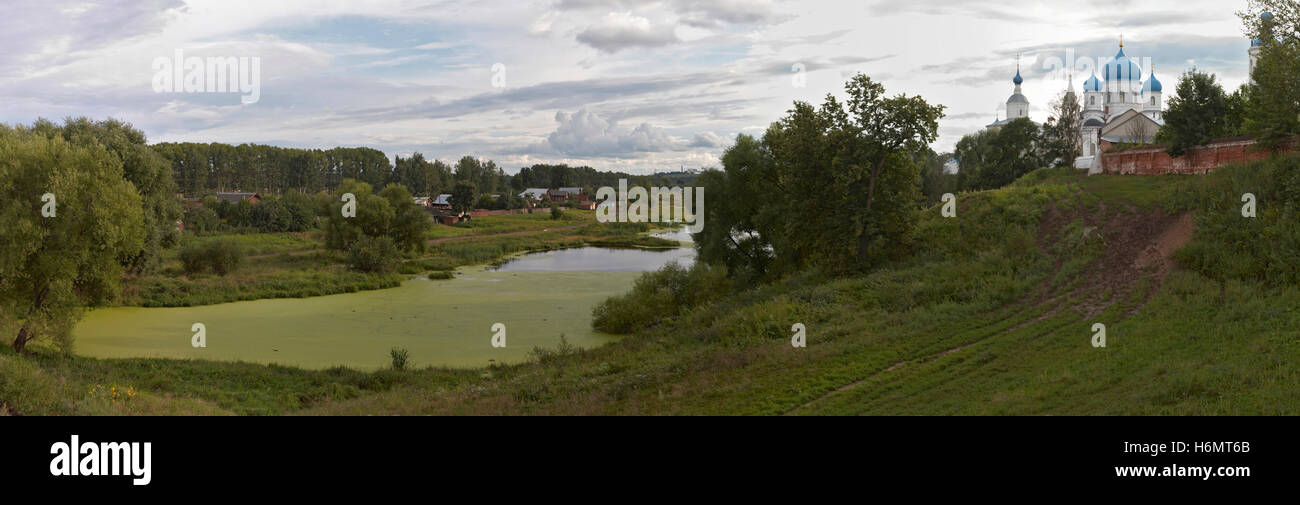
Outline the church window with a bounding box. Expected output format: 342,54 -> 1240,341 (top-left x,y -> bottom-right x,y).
1150,97 -> 1156,106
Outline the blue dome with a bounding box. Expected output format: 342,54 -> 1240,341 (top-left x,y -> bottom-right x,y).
1253,37 -> 1264,47
1083,73 -> 1103,92
1104,47 -> 1142,82
1013,68 -> 1023,85
1142,71 -> 1162,93
1262,11 -> 1273,21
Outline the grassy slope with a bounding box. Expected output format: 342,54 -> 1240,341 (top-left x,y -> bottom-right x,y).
4,166 -> 1298,415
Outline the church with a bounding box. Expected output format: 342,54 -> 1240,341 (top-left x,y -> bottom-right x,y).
986,39 -> 1166,172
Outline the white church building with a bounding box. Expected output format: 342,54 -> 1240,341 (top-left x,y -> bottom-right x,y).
986,39 -> 1167,172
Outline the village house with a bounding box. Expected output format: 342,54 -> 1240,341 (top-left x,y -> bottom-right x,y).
214,191 -> 262,204
430,194 -> 453,209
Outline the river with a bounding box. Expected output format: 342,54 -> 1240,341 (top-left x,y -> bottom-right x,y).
72,240 -> 695,370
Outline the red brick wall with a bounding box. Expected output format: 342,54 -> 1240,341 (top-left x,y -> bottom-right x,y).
1100,137 -> 1295,175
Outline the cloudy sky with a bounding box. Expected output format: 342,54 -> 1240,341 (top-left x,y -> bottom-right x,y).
0,0 -> 1258,174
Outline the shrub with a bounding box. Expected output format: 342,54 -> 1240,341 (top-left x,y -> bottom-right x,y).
550,203 -> 563,220
178,238 -> 244,276
348,236 -> 401,273
182,205 -> 221,235
389,347 -> 410,370
592,261 -> 731,334
207,239 -> 244,275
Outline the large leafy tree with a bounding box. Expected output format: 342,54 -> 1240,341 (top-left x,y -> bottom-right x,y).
839,74 -> 946,262
1156,70 -> 1236,156
323,179 -> 430,253
449,181 -> 477,214
31,118 -> 181,273
694,73 -> 944,276
953,119 -> 1042,192
0,126 -> 145,353
964,118 -> 1042,191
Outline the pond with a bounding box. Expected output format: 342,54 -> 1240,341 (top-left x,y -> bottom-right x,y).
492,246 -> 694,272
73,242 -> 696,370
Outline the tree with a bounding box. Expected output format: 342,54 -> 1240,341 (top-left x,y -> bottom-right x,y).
840,74 -> 946,261
322,180 -> 430,254
378,184 -> 431,253
953,129 -> 995,190
918,150 -> 957,206
324,179 -> 390,251
449,181 -> 477,214
0,126 -> 145,353
965,118 -> 1042,191
1240,1 -> 1300,147
694,73 -> 943,276
1041,90 -> 1082,165
693,138 -> 773,280
1156,70 -> 1235,156
32,118 -> 181,273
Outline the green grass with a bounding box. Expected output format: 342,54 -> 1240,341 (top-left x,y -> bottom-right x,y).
428,209 -> 596,239
171,231 -> 320,257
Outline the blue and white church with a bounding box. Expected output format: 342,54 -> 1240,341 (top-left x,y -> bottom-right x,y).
987,38 -> 1167,172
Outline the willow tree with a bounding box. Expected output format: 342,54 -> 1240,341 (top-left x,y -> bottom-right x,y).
0,126 -> 145,353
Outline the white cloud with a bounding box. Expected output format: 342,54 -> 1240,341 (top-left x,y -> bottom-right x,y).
547,108 -> 677,156
576,12 -> 679,52
689,131 -> 724,147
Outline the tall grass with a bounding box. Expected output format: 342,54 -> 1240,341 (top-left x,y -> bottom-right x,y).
1175,154 -> 1300,286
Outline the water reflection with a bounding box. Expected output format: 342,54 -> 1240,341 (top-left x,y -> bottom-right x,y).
492,246 -> 695,272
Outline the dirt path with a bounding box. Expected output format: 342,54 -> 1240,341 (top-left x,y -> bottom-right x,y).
247,224 -> 585,259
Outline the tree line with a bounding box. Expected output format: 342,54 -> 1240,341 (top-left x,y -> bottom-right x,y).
154,143 -> 691,199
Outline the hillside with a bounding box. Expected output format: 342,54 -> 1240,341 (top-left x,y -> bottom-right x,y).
4,158 -> 1299,415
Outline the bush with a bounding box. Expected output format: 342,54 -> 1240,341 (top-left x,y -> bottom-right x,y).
550,203 -> 563,220
348,236 -> 401,273
592,261 -> 731,334
182,205 -> 221,235
389,347 -> 410,370
179,238 -> 244,276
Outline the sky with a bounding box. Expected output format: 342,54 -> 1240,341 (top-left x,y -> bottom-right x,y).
0,0 -> 1259,174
